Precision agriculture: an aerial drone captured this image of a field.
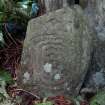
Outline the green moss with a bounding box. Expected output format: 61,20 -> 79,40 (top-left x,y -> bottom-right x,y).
0,68 -> 14,85
90,91 -> 105,105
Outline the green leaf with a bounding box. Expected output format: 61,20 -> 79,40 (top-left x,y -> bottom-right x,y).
0,68 -> 14,84
0,93 -> 6,103
36,101 -> 53,105
90,91 -> 105,105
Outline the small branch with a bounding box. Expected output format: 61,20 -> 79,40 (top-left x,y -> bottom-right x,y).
15,88 -> 41,99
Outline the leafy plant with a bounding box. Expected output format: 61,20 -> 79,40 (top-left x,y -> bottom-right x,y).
73,96 -> 83,105
0,0 -> 31,25
90,91 -> 105,105
0,68 -> 14,84
36,101 -> 53,105
0,93 -> 6,103
36,98 -> 53,105
0,68 -> 15,104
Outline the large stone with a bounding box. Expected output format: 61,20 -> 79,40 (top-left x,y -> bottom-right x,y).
17,6 -> 94,97
84,0 -> 105,40
83,41 -> 105,90
82,0 -> 105,90
44,0 -> 75,13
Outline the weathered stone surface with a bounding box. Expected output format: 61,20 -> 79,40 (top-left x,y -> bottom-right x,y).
84,0 -> 105,40
44,0 -> 75,12
82,0 -> 105,90
18,6 -> 94,97
83,41 -> 105,90
80,0 -> 88,9
44,0 -> 63,12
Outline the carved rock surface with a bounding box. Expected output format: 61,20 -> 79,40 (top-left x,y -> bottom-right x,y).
18,6 -> 94,97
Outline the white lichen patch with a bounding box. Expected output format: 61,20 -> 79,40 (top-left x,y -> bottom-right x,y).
43,63 -> 52,73
54,87 -> 57,90
65,83 -> 68,87
23,72 -> 30,84
54,74 -> 61,80
66,24 -> 71,31
23,61 -> 27,65
0,32 -> 4,43
67,87 -> 70,91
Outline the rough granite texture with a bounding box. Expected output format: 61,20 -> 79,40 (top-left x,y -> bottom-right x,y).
17,6 -> 94,97
82,0 -> 105,90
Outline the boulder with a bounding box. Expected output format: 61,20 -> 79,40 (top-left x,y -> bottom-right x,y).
82,0 -> 105,90
17,6 -> 94,97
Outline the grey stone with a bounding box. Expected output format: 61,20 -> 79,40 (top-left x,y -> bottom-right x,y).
82,0 -> 105,90
44,0 -> 75,13
80,0 -> 88,9
84,0 -> 105,41
18,6 -> 94,97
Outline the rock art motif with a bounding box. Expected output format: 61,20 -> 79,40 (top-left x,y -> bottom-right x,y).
17,6 -> 94,97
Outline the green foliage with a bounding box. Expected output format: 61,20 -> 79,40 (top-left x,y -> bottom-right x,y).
90,91 -> 105,105
0,68 -> 15,104
0,93 -> 6,103
0,0 -> 31,23
0,0 -> 5,11
73,96 -> 83,105
0,13 -> 4,22
0,68 -> 14,84
36,101 -> 53,105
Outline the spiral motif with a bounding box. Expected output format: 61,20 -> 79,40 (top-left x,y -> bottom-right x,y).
31,34 -> 72,85
19,7 -> 93,97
